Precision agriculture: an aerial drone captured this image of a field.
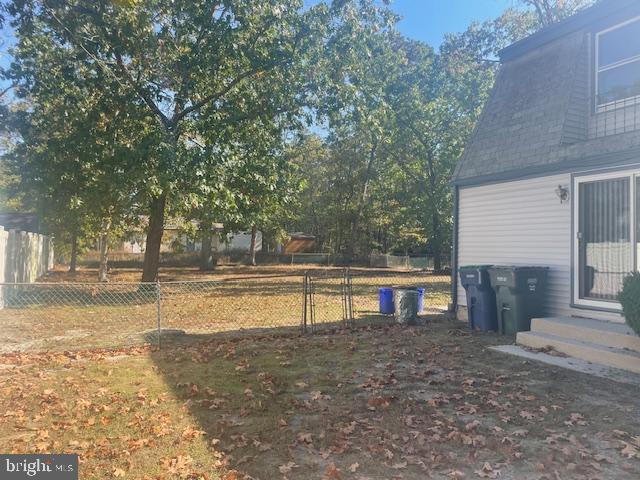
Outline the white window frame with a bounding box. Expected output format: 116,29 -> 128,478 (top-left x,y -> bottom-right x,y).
572,168 -> 639,310
595,15 -> 640,111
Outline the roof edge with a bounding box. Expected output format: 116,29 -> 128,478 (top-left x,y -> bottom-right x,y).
499,0 -> 638,62
452,146 -> 640,188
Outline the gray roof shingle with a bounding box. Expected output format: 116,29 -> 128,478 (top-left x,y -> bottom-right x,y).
453,0 -> 640,186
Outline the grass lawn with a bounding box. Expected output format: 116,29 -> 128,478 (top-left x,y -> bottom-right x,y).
1,317 -> 638,479
0,265 -> 450,353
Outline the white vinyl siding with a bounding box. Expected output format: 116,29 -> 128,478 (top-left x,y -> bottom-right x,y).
457,173 -> 624,323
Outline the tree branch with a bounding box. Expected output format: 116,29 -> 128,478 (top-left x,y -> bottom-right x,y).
113,52 -> 170,130
0,83 -> 15,100
174,66 -> 271,124
43,2 -> 170,131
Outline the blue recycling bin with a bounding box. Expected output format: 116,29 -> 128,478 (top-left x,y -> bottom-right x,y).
379,288 -> 394,314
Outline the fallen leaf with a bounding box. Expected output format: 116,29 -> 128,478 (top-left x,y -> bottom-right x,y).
474,462 -> 500,479
324,463 -> 341,479
465,420 -> 481,431
279,462 -> 298,474
519,411 -> 535,420
112,467 -> 126,478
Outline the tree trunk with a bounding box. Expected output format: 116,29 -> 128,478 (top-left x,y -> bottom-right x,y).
431,211 -> 442,273
98,219 -> 111,282
142,194 -> 167,282
69,231 -> 78,273
249,225 -> 258,266
200,229 -> 214,271
348,138 -> 378,259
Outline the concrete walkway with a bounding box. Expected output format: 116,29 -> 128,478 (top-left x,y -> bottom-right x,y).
490,344 -> 640,386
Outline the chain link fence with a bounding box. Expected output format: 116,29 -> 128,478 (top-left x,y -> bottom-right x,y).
0,269 -> 451,353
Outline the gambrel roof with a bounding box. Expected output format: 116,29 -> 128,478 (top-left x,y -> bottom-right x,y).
453,0 -> 640,186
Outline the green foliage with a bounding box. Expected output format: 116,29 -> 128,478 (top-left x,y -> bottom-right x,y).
619,272 -> 640,336
520,0 -> 597,27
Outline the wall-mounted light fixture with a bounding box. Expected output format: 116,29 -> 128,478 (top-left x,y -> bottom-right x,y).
555,184 -> 570,203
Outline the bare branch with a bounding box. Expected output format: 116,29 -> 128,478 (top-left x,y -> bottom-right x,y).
0,83 -> 15,100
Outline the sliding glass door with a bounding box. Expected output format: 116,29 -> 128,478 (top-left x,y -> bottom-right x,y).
574,170 -> 637,309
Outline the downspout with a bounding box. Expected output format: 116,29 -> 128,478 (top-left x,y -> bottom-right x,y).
449,185 -> 459,314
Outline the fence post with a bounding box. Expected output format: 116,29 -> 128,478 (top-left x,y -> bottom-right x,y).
341,269 -> 345,324
347,267 -> 353,324
308,275 -> 316,333
156,280 -> 162,348
301,273 -> 307,333
342,267 -> 353,325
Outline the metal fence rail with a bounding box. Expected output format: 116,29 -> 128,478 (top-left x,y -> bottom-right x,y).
0,270 -> 451,353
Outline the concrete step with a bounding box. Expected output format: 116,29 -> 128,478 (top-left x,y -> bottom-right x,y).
516,331 -> 640,375
531,317 -> 640,353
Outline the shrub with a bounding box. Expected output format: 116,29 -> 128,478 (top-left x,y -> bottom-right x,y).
618,272 -> 640,335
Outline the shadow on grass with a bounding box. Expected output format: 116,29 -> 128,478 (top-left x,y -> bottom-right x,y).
145,312 -> 454,477
144,315 -> 414,477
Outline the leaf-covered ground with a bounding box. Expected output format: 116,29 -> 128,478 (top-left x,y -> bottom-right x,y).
1,317 -> 639,479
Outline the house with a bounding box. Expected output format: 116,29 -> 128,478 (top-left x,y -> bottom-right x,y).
452,0 -> 640,372
0,213 -> 41,233
106,221 -> 262,255
282,233 -> 316,254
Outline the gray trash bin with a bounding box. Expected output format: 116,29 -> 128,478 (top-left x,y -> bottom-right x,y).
394,288 -> 420,325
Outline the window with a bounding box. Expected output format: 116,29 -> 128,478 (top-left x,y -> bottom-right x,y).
596,17 -> 640,108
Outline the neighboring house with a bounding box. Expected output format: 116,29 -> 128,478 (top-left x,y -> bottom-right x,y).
110,222 -> 262,255
0,213 -> 40,233
218,230 -> 263,254
282,233 -> 316,254
452,0 -> 640,370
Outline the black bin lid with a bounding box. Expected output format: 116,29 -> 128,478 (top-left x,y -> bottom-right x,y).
488,266 -> 549,287
459,266 -> 493,286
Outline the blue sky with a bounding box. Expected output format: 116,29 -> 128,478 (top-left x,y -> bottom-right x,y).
303,0 -> 519,47
390,0 -> 517,47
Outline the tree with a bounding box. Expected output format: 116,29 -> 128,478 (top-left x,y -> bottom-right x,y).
521,0 -> 597,26
2,27 -> 151,280
317,3 -> 399,258
5,96 -> 148,280
290,5 -> 543,264
191,117 -> 301,266
5,0 -> 334,281
286,0 -> 602,268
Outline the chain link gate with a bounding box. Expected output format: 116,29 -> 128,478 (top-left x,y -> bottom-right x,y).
301,268 -> 354,333
341,268 -> 354,326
